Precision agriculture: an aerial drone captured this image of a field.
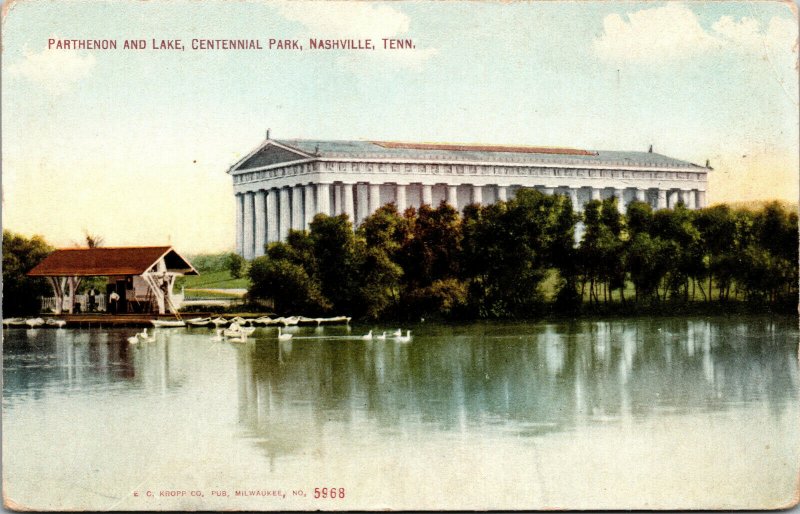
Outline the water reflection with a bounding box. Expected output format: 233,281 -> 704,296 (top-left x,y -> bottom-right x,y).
4,317 -> 797,449
2,316 -> 797,510
229,317 -> 797,458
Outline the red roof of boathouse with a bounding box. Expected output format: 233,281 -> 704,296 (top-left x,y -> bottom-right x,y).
27,246 -> 198,277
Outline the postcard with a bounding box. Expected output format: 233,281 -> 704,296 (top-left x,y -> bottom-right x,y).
2,0 -> 798,511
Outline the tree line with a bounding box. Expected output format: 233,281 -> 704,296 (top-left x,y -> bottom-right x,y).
247,190 -> 798,320
4,195 -> 796,319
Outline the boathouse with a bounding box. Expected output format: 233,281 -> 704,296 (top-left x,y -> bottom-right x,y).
27,246 -> 197,315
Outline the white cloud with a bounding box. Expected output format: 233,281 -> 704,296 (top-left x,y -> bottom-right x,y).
8,47 -> 95,94
594,3 -> 797,65
277,1 -> 410,38
713,14 -> 798,55
593,3 -> 721,62
275,1 -> 436,69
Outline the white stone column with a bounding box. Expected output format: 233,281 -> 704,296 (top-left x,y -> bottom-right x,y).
472,184 -> 483,205
303,184 -> 315,229
615,188 -> 626,213
243,191 -> 255,259
335,184 -> 345,215
317,183 -> 331,216
369,183 -> 382,213
254,189 -> 267,257
683,189 -> 696,209
266,189 -> 279,243
696,190 -> 707,209
657,189 -> 668,210
279,187 -> 291,240
668,190 -> 680,208
235,193 -> 244,256
422,184 -> 433,206
343,183 -> 355,221
497,185 -> 508,202
292,186 -> 304,231
635,189 -> 646,203
568,188 -> 579,211
591,188 -> 601,201
355,184 -> 369,224
396,184 -> 407,211
446,185 -> 458,209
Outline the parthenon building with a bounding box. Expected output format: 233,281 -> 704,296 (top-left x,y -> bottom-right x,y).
229,137 -> 710,259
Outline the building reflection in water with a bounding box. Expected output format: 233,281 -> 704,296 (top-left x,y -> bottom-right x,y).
233,317 -> 798,463
2,328 -> 195,399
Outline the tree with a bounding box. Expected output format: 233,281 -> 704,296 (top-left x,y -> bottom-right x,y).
83,230 -> 105,248
398,201 -> 462,288
248,256 -> 330,314
309,214 -> 364,314
227,252 -> 246,279
461,189 -> 565,318
3,231 -> 53,316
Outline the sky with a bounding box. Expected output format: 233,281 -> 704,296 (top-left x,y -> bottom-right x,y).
2,0 -> 798,253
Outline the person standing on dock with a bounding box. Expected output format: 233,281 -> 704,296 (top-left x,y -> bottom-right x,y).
109,290 -> 120,314
88,287 -> 97,312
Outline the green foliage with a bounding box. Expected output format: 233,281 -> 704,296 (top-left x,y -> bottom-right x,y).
248,256 -> 331,314
227,252 -> 246,279
176,270 -> 249,290
245,193 -> 798,320
3,231 -> 53,316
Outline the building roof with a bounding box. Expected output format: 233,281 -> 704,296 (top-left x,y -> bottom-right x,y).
27,246 -> 198,277
231,138 -> 706,172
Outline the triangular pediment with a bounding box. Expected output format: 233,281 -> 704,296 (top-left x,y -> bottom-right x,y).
233,142 -> 311,171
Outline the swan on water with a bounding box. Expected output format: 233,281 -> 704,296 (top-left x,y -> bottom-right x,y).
391,329 -> 402,337
127,335 -> 139,344
278,327 -> 293,341
376,332 -> 387,340
210,329 -> 223,342
361,330 -> 373,340
395,330 -> 412,343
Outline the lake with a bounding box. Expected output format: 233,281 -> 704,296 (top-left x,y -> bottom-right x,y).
3,316 -> 798,510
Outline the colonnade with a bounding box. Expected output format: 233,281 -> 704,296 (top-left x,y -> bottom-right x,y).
236,182 -> 707,258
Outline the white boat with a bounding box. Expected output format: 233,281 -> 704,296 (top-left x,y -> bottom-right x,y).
211,317 -> 229,327
253,316 -> 275,325
45,319 -> 67,328
3,318 -> 27,327
230,316 -> 249,325
281,316 -> 300,326
187,317 -> 212,327
25,318 -> 45,328
314,316 -> 352,325
150,319 -> 186,328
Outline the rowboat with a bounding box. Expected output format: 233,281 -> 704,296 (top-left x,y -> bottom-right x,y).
187,317 -> 212,327
210,317 -> 229,327
25,318 -> 45,328
45,319 -> 67,328
150,319 -> 186,328
2,318 -> 27,327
